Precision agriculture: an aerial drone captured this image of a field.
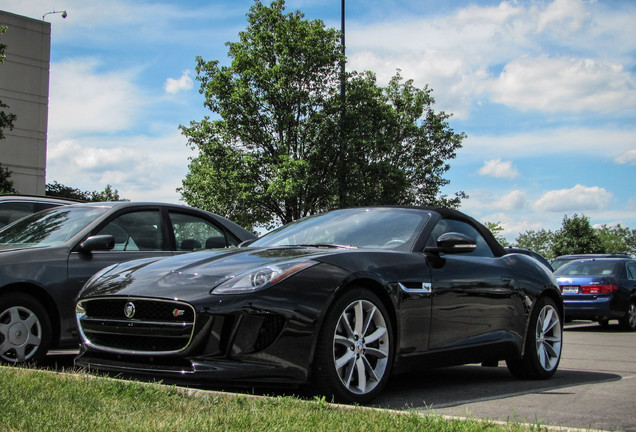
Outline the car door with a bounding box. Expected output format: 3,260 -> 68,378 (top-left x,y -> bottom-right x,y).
426,218 -> 514,350
64,208 -> 173,341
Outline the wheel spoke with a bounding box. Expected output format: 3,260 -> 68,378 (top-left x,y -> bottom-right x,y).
361,355 -> 380,383
361,305 -> 377,337
364,326 -> 387,345
339,312 -> 355,339
334,333 -> 353,349
363,346 -> 388,360
335,349 -> 355,371
353,301 -> 364,335
355,357 -> 367,392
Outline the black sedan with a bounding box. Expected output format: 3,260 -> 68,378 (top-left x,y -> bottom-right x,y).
75,207 -> 563,404
0,202 -> 255,364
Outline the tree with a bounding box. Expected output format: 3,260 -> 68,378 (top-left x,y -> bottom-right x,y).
485,221 -> 510,247
596,224 -> 636,255
179,0 -> 465,230
0,162 -> 17,193
515,229 -> 555,260
0,26 -> 17,140
551,214 -> 603,257
46,181 -> 128,202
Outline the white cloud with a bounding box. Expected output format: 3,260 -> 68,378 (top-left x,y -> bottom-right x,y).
615,149 -> 636,165
461,128 -> 636,160
493,190 -> 527,211
533,184 -> 613,212
346,0 -> 636,117
47,132 -> 194,203
536,0 -> 590,36
478,158 -> 520,179
49,59 -> 144,136
488,56 -> 636,113
165,70 -> 194,94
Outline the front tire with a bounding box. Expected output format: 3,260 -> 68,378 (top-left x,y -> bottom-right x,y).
0,293 -> 52,364
312,288 -> 393,404
619,300 -> 636,331
507,296 -> 562,379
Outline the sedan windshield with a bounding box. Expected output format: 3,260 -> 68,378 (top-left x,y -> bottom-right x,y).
0,206 -> 109,247
251,208 -> 430,250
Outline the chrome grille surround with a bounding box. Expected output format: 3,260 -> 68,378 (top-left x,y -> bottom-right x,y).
76,296 -> 196,355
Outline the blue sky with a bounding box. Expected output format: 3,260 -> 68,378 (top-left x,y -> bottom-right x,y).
2,0 -> 635,240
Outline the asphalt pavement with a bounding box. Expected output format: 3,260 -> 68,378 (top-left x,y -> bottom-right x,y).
373,321 -> 636,432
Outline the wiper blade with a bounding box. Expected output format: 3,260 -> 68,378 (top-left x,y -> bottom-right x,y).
297,243 -> 358,249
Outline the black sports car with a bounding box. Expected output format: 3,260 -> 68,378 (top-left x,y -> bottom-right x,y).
75,207 -> 563,404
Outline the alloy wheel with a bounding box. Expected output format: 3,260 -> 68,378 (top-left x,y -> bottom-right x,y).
535,304 -> 562,372
0,305 -> 42,363
332,299 -> 390,396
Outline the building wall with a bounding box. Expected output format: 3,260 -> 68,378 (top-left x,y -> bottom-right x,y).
0,10 -> 50,195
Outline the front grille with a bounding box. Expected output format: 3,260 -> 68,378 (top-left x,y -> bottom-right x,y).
77,297 -> 196,355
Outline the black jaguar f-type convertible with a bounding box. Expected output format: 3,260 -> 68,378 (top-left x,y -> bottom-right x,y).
75,207 -> 562,404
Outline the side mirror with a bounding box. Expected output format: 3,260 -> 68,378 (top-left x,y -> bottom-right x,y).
425,232 -> 476,255
78,235 -> 115,253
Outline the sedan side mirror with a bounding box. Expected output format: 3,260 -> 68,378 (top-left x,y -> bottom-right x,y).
425,232 -> 476,255
78,235 -> 115,253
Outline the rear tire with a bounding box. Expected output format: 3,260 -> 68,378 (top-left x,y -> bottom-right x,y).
312,288 -> 393,404
619,300 -> 636,332
0,293 -> 52,364
507,297 -> 562,379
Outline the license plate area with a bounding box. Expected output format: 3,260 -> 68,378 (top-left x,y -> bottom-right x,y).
561,285 -> 579,294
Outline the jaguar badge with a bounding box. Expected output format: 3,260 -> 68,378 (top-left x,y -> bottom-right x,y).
124,302 -> 136,319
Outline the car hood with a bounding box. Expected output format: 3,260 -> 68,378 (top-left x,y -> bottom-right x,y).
0,244 -> 49,253
79,246 -> 344,300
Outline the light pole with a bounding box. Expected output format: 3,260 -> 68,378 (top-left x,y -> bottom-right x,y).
340,0 -> 345,102
42,10 -> 68,21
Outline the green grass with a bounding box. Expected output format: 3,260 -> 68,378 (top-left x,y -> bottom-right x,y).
0,367 -> 545,432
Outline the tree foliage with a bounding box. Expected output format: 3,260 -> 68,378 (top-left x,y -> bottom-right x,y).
512,214 -> 635,259
515,229 -> 555,260
0,162 -> 17,194
46,181 -> 128,202
551,214 -> 603,257
0,26 -> 17,140
179,0 -> 465,230
484,221 -> 510,247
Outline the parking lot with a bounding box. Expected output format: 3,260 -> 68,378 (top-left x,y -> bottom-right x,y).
374,321 -> 636,431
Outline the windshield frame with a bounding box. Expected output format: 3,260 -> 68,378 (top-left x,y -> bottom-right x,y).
250,208 -> 431,251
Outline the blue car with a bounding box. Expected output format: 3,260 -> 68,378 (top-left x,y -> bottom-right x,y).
554,258 -> 636,330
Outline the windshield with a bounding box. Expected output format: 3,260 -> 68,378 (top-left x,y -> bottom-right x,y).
0,206 -> 109,248
554,260 -> 619,277
251,208 -> 430,250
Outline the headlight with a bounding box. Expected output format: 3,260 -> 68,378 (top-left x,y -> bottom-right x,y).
212,260 -> 318,294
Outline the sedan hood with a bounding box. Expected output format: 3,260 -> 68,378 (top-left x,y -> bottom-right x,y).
80,246 -> 340,300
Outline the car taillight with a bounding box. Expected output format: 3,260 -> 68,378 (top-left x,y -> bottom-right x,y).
580,284 -> 618,294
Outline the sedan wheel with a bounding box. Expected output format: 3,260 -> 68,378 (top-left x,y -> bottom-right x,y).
0,294 -> 51,364
507,297 -> 562,379
620,301 -> 636,331
313,288 -> 393,404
